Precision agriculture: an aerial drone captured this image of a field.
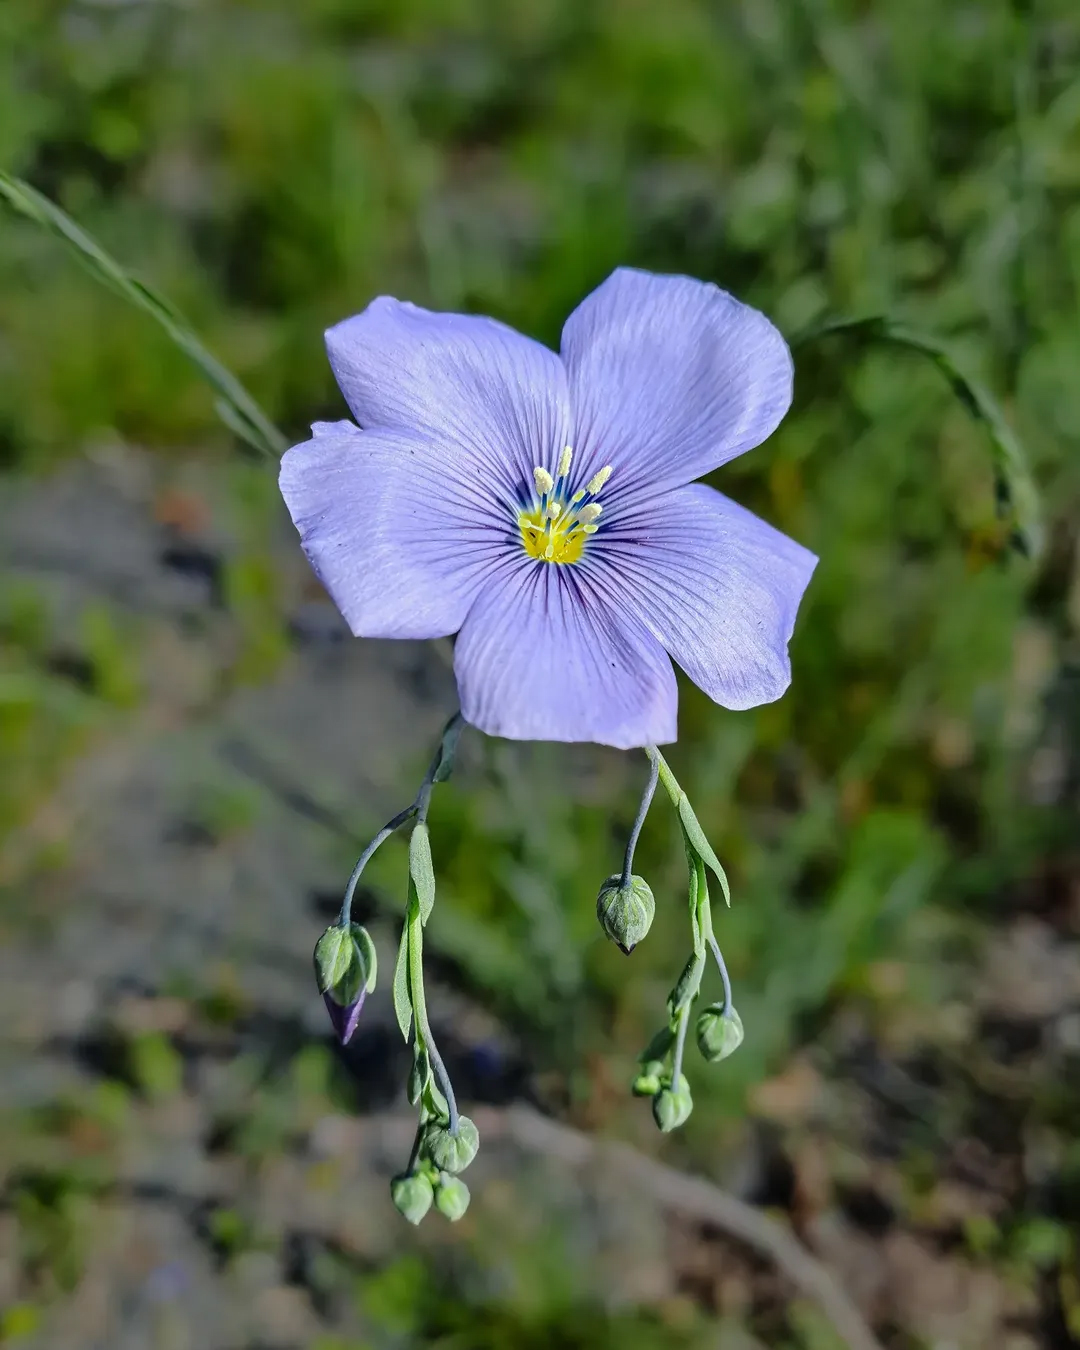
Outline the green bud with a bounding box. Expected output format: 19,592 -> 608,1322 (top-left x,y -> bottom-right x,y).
652,1076 -> 693,1133
695,1004 -> 744,1063
313,923 -> 377,1005
632,1062 -> 663,1097
435,1173 -> 471,1222
391,1171 -> 434,1225
425,1115 -> 480,1174
596,874 -> 655,954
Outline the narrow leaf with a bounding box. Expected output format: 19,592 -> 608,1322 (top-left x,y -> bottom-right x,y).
409,823 -> 436,927
431,715 -> 464,784
392,922 -> 413,1042
678,798 -> 732,907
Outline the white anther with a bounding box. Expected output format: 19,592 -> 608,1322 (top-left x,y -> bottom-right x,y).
578,503 -> 602,524
558,446 -> 573,478
586,465 -> 613,495
547,501 -> 562,519
533,466 -> 554,496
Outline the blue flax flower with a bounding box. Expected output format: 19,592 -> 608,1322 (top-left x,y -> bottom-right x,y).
280,269 -> 816,748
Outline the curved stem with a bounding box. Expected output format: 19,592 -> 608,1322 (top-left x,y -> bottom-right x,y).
645,744 -> 683,807
427,1039 -> 460,1136
621,753 -> 659,887
709,934 -> 733,1015
339,712 -> 463,926
338,805 -> 417,925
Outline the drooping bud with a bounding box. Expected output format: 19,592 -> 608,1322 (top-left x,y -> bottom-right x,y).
391,1172 -> 434,1225
425,1115 -> 480,1174
596,874 -> 655,954
322,989 -> 366,1045
652,1075 -> 693,1133
314,923 -> 377,1045
435,1173 -> 471,1222
695,1004 -> 744,1063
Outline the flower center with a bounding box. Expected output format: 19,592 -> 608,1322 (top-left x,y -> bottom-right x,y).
518,446 -> 613,565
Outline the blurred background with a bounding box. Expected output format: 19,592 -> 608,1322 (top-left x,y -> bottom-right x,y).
1,1 -> 1079,1347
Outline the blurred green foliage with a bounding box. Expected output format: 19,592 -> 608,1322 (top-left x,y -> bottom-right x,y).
2,0 -> 1080,1345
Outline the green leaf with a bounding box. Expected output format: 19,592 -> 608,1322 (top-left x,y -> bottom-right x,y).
666,951 -> 705,1021
0,171 -> 286,461
431,715 -> 464,783
685,841 -> 702,952
353,924 -> 379,994
408,1044 -> 431,1106
409,823 -> 436,927
392,923 -> 413,1042
678,799 -> 731,906
638,1025 -> 675,1064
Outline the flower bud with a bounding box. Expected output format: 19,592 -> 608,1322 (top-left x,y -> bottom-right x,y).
632,1059 -> 665,1097
314,923 -> 377,1045
435,1173 -> 471,1222
695,1004 -> 744,1063
652,1075 -> 693,1133
425,1115 -> 480,1174
596,874 -> 655,954
391,1171 -> 434,1225
314,923 -> 377,1003
322,989 -> 365,1046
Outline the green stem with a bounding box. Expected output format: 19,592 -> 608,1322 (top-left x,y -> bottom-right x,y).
709,935 -> 733,1015
645,744 -> 683,808
621,753 -> 659,887
407,894 -> 459,1134
339,712 -> 463,927
671,1001 -> 691,1088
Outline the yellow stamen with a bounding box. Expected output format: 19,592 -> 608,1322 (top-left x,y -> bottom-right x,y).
518,455 -> 614,565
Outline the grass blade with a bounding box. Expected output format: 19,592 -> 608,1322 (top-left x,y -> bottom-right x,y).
0,171 -> 287,460
794,315 -> 1042,560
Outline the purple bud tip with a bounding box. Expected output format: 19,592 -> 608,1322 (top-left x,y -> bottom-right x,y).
323,988 -> 366,1044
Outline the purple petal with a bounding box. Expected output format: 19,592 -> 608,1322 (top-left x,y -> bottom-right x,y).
326,298 -> 570,503
280,423 -> 509,639
560,268 -> 793,501
454,560 -> 678,748
323,989 -> 366,1045
593,483 -> 817,710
